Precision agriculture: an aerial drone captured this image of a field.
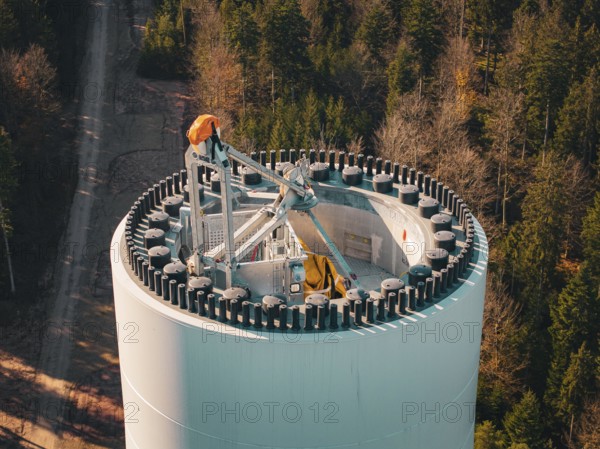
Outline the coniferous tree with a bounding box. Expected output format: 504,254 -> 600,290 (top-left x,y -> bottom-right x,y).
223,1 -> 260,72
581,192 -> 600,281
503,391 -> 546,449
302,90 -> 321,148
545,263 -> 599,423
466,0 -> 518,94
556,342 -> 596,431
356,1 -> 394,63
581,0 -> 600,30
501,152 -> 568,387
502,153 -> 567,302
325,96 -> 349,147
571,20 -> 600,83
386,41 -> 417,113
404,0 -> 443,85
475,420 -> 506,449
553,65 -> 600,165
304,0 -> 352,48
269,117 -> 286,151
521,9 -> 575,152
261,0 -> 311,91
138,2 -> 184,79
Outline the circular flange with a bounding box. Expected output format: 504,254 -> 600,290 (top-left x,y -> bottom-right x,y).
342,166 -> 363,186
372,174 -> 393,193
434,230 -> 456,252
163,196 -> 183,217
399,184 -> 419,204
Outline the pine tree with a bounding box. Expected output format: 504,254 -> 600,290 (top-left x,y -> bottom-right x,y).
303,0 -> 352,48
521,9 -> 575,151
356,1 -> 394,63
553,65 -> 600,165
325,96 -> 349,147
581,0 -> 600,30
502,153 -> 567,302
386,41 -> 417,113
571,20 -> 600,84
223,1 -> 260,71
503,391 -> 546,449
501,152 -> 568,388
232,111 -> 259,151
581,192 -> 600,280
404,0 -> 444,82
475,420 -> 506,449
137,0 -> 192,79
292,119 -> 303,149
261,0 -> 311,90
302,90 -> 321,148
556,342 -> 596,431
138,3 -> 184,79
268,117 -> 286,151
545,263 -> 599,420
466,0 -> 518,94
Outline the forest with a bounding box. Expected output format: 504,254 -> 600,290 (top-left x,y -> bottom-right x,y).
140,0 -> 599,448
0,0 -> 598,448
0,0 -> 86,306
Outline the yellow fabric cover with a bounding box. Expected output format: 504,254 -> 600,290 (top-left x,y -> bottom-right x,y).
187,114 -> 220,145
299,239 -> 347,299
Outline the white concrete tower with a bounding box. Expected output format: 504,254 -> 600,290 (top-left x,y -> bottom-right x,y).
111,146 -> 487,449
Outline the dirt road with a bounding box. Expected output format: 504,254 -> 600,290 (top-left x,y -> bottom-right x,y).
27,0 -> 110,445
1,0 -> 188,447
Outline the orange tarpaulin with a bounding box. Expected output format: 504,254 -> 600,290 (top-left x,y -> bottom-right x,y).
187,114 -> 220,145
298,239 -> 347,299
